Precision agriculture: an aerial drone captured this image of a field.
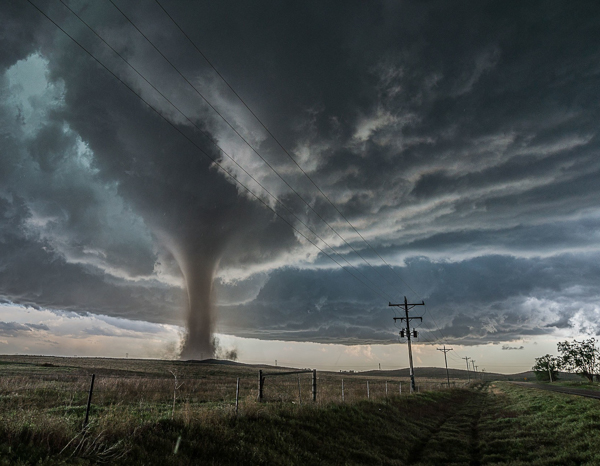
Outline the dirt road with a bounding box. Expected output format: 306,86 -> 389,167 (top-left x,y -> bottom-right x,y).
510,382 -> 600,399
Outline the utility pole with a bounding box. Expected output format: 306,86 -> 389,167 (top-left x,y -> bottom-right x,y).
390,296 -> 425,393
471,360 -> 476,374
463,357 -> 471,382
437,345 -> 453,388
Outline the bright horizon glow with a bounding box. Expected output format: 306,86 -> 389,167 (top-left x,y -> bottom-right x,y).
0,304 -> 575,375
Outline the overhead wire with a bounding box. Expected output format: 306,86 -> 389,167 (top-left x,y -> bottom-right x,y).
39,0 -> 474,369
113,0 -> 456,348
55,0 -> 397,303
109,0 -> 406,301
26,0 -> 393,303
154,0 -> 424,303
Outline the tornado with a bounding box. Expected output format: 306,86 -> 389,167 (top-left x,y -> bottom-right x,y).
154,205 -> 233,359
20,4 -> 297,362
167,238 -> 224,359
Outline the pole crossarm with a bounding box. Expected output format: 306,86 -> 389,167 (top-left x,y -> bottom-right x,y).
389,301 -> 424,310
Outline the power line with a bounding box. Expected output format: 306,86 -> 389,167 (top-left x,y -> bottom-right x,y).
108,0 -> 403,300
116,0 -> 466,353
26,0 -> 393,303
156,0 -> 422,301
55,0 -> 398,304
40,0 -> 470,358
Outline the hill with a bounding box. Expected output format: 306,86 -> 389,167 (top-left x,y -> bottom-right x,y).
359,367 -> 583,381
360,366 -> 502,380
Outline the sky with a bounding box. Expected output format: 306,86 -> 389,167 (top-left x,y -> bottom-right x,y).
1,0 -> 600,373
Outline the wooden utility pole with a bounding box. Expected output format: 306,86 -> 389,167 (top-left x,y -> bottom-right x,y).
463,357 -> 471,382
390,296 -> 425,393
437,345 -> 453,388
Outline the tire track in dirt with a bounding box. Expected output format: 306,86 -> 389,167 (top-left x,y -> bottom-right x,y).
468,384 -> 487,466
407,383 -> 488,466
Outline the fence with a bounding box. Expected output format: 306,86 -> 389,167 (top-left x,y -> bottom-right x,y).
0,369 -> 464,426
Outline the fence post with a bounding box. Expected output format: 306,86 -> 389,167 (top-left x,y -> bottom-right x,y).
235,377 -> 240,414
399,382 -> 402,395
83,374 -> 95,428
258,370 -> 264,402
312,369 -> 317,402
297,375 -> 302,405
367,381 -> 370,399
385,380 -> 388,397
342,379 -> 344,402
170,372 -> 178,420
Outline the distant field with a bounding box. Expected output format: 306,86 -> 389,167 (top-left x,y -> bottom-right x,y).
0,355 -> 455,410
1,356 -> 599,465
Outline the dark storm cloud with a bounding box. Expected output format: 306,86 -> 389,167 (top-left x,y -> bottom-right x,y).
0,321 -> 49,337
217,254 -> 600,345
0,195 -> 186,324
1,0 -> 600,346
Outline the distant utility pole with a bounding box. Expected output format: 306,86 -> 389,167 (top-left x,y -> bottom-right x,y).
463,357 -> 471,382
390,296 -> 425,393
437,345 -> 453,388
472,360 -> 477,374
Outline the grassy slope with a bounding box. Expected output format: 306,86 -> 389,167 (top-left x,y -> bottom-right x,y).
3,355 -> 600,465
479,382 -> 600,465
1,390 -> 473,465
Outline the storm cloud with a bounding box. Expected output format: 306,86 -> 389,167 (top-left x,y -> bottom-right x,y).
1,0 -> 600,348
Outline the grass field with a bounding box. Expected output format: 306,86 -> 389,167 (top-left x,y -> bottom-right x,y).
1,356 -> 600,465
551,380 -> 600,391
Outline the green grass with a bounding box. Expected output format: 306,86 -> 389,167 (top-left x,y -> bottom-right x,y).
479,382 -> 600,465
0,389 -> 475,465
4,357 -> 600,465
551,380 -> 600,391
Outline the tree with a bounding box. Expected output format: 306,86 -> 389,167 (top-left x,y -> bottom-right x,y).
532,354 -> 560,382
557,338 -> 599,382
